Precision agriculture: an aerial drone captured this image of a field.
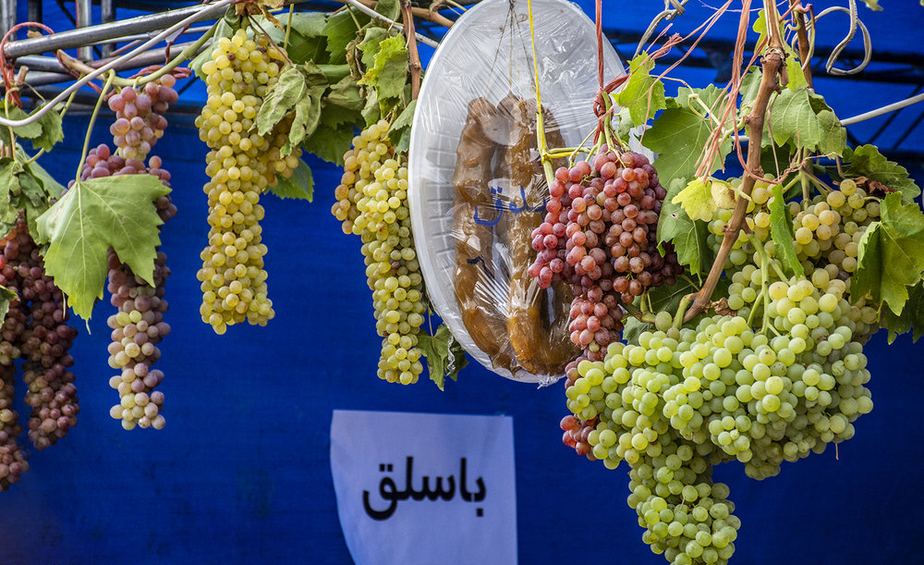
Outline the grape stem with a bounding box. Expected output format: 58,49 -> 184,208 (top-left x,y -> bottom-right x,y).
751,232 -> 774,334
74,70 -> 116,183
682,0 -> 785,323
400,0 -> 421,100
622,302 -> 658,324
788,0 -> 814,90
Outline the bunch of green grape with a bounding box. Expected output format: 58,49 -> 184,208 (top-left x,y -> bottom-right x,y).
194,28 -> 299,334
332,121 -> 427,384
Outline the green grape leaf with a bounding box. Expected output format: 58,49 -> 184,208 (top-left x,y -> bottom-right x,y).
0,158 -> 24,225
326,76 -> 364,111
767,87 -> 846,156
852,192 -> 924,316
859,0 -> 882,10
375,0 -> 401,21
739,67 -> 762,108
324,9 -> 369,64
33,175 -> 170,321
784,49 -> 808,92
622,277 -> 699,345
286,62 -> 330,153
254,11 -> 328,65
614,54 -> 666,126
417,323 -> 468,390
300,104 -> 363,165
269,159 -> 314,201
0,284 -> 15,323
30,105 -> 64,152
671,177 -> 715,222
358,27 -> 387,71
843,145 -> 921,203
615,106 -> 636,142
644,107 -> 732,189
658,178 -> 712,276
388,99 -> 416,155
769,184 -> 804,277
674,84 -> 727,111
360,34 -> 408,102
880,282 -> 924,343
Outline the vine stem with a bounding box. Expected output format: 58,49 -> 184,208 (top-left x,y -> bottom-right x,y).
400,0 -> 421,100
75,71 -> 116,183
682,0 -> 785,323
788,0 -> 814,89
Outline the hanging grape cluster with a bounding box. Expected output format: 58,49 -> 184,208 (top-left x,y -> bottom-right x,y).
528,149 -> 683,360
195,28 -> 301,334
332,121 -> 427,385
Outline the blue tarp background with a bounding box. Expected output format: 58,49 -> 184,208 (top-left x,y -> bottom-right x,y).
1,1 -> 923,564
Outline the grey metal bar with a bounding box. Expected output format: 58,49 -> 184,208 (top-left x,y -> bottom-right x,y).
17,40 -> 206,74
76,0 -> 93,60
28,0 -> 43,30
100,0 -> 115,57
1,0 -> 15,40
3,3 -> 216,59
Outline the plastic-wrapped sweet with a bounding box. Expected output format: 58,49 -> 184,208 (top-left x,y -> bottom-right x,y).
408,0 -> 625,384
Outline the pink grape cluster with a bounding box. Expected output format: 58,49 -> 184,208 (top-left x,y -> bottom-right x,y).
528,149 -> 682,359
80,144 -> 175,430
0,219 -> 80,455
106,75 -> 178,162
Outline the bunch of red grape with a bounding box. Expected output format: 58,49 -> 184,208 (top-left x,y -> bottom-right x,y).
106,75 -> 178,162
528,149 -> 682,360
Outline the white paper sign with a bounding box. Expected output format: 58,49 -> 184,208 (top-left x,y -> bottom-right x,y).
330,410 -> 518,565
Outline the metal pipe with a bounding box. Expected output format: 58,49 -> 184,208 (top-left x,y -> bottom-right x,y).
1,0 -> 15,40
75,0 -> 93,60
28,0 -> 43,30
3,3 -> 217,59
100,0 -> 115,57
16,40 -> 207,75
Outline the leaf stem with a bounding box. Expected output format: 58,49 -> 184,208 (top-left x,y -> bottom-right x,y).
75,71 -> 116,184
284,4 -> 294,50
673,294 -> 692,329
683,0 -> 785,323
622,301 -> 658,324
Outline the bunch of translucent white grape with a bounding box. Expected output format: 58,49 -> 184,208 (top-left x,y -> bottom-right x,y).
195,28 -> 300,334
558,177 -> 882,564
332,121 -> 426,385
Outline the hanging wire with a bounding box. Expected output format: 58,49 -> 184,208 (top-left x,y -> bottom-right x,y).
840,92 -> 924,125
341,0 -> 439,47
807,0 -> 872,76
634,0 -> 691,58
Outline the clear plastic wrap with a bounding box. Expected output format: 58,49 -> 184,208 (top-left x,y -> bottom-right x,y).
408,0 -> 625,384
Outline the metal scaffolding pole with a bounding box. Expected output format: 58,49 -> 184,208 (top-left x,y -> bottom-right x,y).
100,0 -> 115,58
75,0 -> 93,60
3,3 -> 218,59
0,0 -> 15,40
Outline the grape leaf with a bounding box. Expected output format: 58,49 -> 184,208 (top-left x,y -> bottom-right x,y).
784,49 -> 807,92
852,192 -> 924,316
843,145 -> 921,203
614,54 -> 666,126
30,105 -> 64,152
254,11 -> 328,65
256,65 -> 311,136
0,102 -> 43,145
358,27 -> 387,71
324,9 -> 369,64
658,178 -> 712,276
417,323 -> 468,390
269,159 -> 314,201
360,34 -> 408,102
767,87 -> 846,156
33,176 -> 170,321
0,158 -> 24,225
300,104 -> 363,165
622,277 -> 699,345
859,0 -> 882,10
388,99 -> 416,155
286,62 -> 330,153
644,107 -> 732,189
326,76 -> 364,111
769,184 -> 804,277
375,0 -> 401,21
740,67 -> 762,108
0,284 -> 15,323
671,178 -> 715,222
880,281 -> 924,343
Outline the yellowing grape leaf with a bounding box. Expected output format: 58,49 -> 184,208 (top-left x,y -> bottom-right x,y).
34,175 -> 170,321
658,178 -> 712,276
852,192 -> 924,316
671,178 -> 715,222
614,54 -> 666,126
360,34 -> 408,102
769,184 -> 804,277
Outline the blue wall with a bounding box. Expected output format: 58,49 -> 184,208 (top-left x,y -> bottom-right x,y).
0,112 -> 920,565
